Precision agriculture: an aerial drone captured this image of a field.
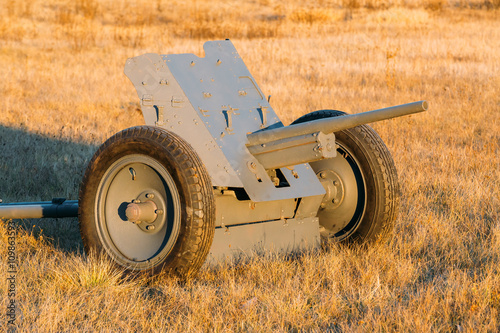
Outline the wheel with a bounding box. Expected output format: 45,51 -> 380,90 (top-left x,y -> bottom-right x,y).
291,110 -> 398,243
79,126 -> 215,278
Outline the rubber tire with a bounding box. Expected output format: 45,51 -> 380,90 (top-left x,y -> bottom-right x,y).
79,126 -> 215,278
291,110 -> 398,244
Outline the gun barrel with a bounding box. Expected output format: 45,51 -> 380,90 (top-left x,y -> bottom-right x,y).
247,100 -> 428,146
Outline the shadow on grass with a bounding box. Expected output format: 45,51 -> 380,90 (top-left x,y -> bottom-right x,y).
0,125 -> 98,253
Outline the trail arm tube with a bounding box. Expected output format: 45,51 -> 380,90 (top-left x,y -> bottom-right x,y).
247,101 -> 428,146
0,199 -> 78,219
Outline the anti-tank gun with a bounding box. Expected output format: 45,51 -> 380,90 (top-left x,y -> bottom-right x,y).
0,40 -> 427,278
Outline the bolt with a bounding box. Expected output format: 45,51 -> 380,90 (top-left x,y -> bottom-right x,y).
333,181 -> 338,186
332,199 -> 336,204
146,193 -> 154,199
319,172 -> 326,179
320,203 -> 326,208
146,225 -> 155,231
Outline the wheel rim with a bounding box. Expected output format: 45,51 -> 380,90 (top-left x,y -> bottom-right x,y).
95,154 -> 181,269
311,142 -> 367,240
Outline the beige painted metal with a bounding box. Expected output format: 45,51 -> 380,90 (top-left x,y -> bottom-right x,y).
207,216 -> 320,263
214,190 -> 297,227
0,204 -> 44,219
0,200 -> 79,219
247,132 -> 336,170
247,100 -> 428,146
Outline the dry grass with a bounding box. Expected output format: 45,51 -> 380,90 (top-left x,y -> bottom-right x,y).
0,0 -> 499,331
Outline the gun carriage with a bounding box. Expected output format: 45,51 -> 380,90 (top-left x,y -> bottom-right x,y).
0,40 -> 427,278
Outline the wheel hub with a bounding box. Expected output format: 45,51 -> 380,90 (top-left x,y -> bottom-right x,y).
311,145 -> 365,238
126,201 -> 158,223
125,190 -> 167,234
318,170 -> 345,210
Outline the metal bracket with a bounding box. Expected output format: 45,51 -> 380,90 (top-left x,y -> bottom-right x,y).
171,97 -> 184,108
142,94 -> 153,106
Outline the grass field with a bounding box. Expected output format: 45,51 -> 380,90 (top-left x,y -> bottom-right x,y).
1,0 -> 499,331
